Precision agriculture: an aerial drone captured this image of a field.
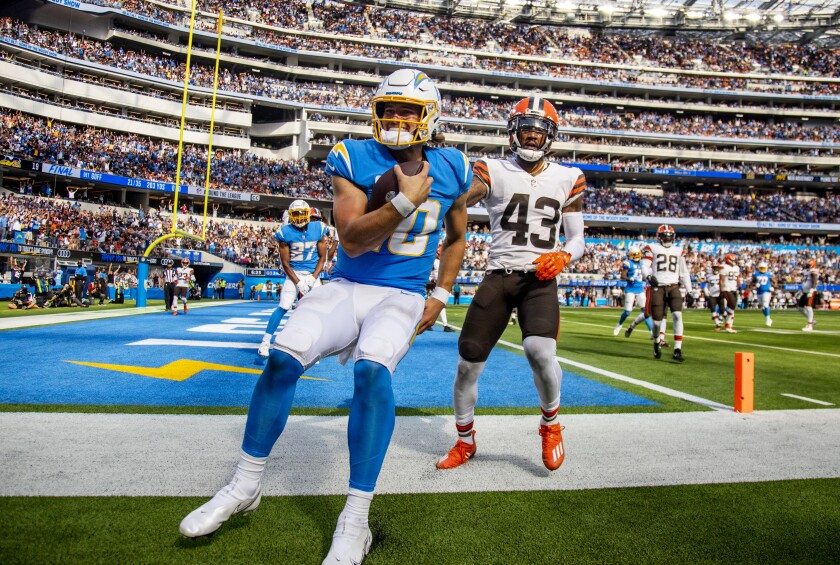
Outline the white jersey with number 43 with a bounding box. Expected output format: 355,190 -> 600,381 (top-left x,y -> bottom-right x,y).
643,242 -> 685,286
477,156 -> 584,271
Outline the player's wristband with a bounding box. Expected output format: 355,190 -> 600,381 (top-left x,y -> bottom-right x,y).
390,192 -> 416,218
431,286 -> 450,304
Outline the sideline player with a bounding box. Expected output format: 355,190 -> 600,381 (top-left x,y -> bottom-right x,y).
719,253 -> 740,333
614,245 -> 653,337
753,261 -> 775,327
799,258 -> 820,332
427,244 -> 455,332
642,225 -> 691,361
436,97 -> 585,472
258,200 -> 329,357
704,263 -> 723,330
180,69 -> 471,564
171,257 -> 194,315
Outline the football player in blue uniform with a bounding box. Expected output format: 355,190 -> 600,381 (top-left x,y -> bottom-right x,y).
180,69 -> 472,564
753,261 -> 775,327
614,245 -> 654,337
258,199 -> 329,357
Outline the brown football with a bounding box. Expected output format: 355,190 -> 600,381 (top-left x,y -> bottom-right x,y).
366,161 -> 426,212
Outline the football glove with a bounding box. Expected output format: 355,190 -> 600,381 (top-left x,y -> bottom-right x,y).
296,275 -> 317,296
296,280 -> 312,296
646,275 -> 659,287
532,251 -> 571,281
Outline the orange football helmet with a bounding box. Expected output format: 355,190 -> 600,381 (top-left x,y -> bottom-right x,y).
724,253 -> 737,265
508,97 -> 559,162
656,224 -> 676,247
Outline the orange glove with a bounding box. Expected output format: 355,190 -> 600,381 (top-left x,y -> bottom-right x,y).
532,251 -> 571,281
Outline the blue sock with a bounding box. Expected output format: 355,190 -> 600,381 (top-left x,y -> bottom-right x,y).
644,317 -> 653,331
348,360 -> 395,493
763,307 -> 770,317
264,306 -> 288,337
242,351 -> 303,457
618,311 -> 629,325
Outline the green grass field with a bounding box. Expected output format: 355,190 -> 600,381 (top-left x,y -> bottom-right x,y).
2,305 -> 838,563
2,480 -> 839,564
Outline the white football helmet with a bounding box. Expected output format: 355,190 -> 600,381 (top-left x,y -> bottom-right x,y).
288,200 -> 311,228
628,245 -> 643,261
372,69 -> 441,149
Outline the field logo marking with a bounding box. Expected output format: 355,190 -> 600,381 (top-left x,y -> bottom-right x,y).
65,359 -> 326,382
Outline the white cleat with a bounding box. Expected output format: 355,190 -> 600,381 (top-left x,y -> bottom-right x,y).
179,479 -> 261,538
766,318 -> 773,327
257,342 -> 270,358
613,324 -> 622,336
322,511 -> 372,564
725,328 -> 738,334
802,323 -> 814,332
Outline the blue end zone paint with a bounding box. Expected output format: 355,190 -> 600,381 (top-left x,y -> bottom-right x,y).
0,302 -> 656,408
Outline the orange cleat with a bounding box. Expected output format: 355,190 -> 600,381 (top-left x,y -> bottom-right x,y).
436,431 -> 476,469
539,424 -> 565,471
172,310 -> 178,316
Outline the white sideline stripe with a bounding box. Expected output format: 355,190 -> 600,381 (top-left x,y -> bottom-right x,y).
781,394 -> 834,406
564,319 -> 840,359
130,338 -> 258,349
446,324 -> 729,411
0,300 -> 242,331
3,410 -> 839,496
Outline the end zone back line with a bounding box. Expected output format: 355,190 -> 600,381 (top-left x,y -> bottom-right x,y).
441,323 -> 730,412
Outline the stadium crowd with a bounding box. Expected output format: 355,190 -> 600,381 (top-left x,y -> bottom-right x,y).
103,1 -> 840,79
5,20 -> 837,145
3,192 -> 838,290
4,107 -> 839,223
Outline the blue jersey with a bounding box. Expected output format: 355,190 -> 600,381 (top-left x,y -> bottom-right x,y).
275,220 -> 328,272
753,271 -> 772,293
325,138 -> 471,294
622,259 -> 645,294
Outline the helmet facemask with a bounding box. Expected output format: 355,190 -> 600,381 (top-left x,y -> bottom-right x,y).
288,200 -> 311,228
508,115 -> 557,162
372,98 -> 438,149
371,70 -> 441,150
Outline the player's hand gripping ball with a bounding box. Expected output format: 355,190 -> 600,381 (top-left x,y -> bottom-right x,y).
532,251 -> 571,281
366,161 -> 426,212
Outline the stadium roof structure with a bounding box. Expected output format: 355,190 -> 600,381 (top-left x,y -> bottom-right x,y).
361,0 -> 840,45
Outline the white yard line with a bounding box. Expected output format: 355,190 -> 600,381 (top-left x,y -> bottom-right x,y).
130,338 -> 259,349
563,319 -> 840,359
781,394 -> 834,406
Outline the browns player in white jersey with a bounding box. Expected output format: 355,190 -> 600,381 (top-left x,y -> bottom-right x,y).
437,97 -> 586,472
172,257 -> 195,315
799,258 -> 820,332
718,254 -> 741,333
704,263 -> 723,330
642,225 -> 692,361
